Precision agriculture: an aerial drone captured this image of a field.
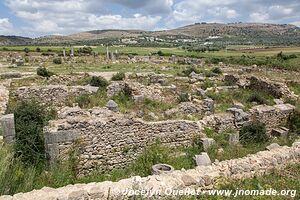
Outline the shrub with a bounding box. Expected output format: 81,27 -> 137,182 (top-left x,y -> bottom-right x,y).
75,95 -> 91,108
53,57 -> 62,64
23,47 -> 30,53
89,76 -> 108,88
157,50 -> 164,56
111,72 -> 125,81
36,47 -> 41,52
37,67 -> 54,78
180,66 -> 200,77
122,83 -> 132,97
239,122 -> 268,144
211,67 -> 222,74
78,46 -> 93,54
204,70 -> 217,77
201,79 -> 214,90
178,93 -> 189,103
247,93 -> 267,104
14,101 -> 53,166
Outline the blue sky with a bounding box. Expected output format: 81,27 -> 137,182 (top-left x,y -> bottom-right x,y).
0,0 -> 300,37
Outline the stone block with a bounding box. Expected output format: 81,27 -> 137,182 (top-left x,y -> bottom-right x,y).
201,138 -> 215,151
106,100 -> 119,112
271,127 -> 289,138
274,104 -> 295,114
195,152 -> 211,166
0,114 -> 15,143
273,99 -> 284,105
203,98 -> 214,112
266,143 -> 280,150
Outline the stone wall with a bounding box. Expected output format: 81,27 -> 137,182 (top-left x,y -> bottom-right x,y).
44,103 -> 294,174
107,81 -> 176,102
44,107 -> 203,174
13,85 -> 98,106
248,76 -> 298,100
249,104 -> 295,132
2,142 -> 299,200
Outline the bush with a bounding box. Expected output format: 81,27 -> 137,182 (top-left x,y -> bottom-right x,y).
75,95 -> 91,108
111,72 -> 125,81
89,76 -> 108,88
178,93 -> 189,103
23,48 -> 30,53
157,50 -> 164,56
36,47 -> 41,52
180,66 -> 199,77
78,46 -> 93,54
14,101 -> 53,166
239,122 -> 268,144
211,67 -> 222,74
122,83 -> 132,97
37,67 -> 55,78
53,57 -> 62,64
247,93 -> 267,104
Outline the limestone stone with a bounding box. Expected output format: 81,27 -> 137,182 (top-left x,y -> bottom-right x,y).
106,100 -> 119,112
271,127 -> 289,138
201,138 -> 215,151
274,99 -> 284,105
227,107 -> 249,128
181,175 -> 197,186
195,152 -> 211,166
0,114 -> 15,143
196,88 -> 206,97
203,98 -> 214,112
266,143 -> 280,150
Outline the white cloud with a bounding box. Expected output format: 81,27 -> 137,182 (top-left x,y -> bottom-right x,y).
4,0 -> 163,36
87,14 -> 161,30
2,0 -> 300,36
249,13 -> 270,22
0,18 -> 14,35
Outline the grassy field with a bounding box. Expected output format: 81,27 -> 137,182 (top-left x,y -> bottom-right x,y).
2,45 -> 300,71
2,45 -> 300,57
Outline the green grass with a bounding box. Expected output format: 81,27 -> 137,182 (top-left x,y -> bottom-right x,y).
2,45 -> 300,71
206,89 -> 275,112
0,129 -> 297,196
0,141 -> 200,195
288,82 -> 300,95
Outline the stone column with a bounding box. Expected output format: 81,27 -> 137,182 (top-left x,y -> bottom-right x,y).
0,114 -> 16,143
70,47 -> 74,57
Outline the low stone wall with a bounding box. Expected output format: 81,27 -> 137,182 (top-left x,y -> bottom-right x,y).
44,103 -> 294,174
44,107 -> 203,174
107,81 -> 176,102
249,104 -> 295,132
2,142 -> 299,200
13,85 -> 98,106
248,76 -> 298,100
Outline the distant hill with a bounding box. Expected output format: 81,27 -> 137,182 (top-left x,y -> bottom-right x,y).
70,29 -> 147,40
0,36 -> 32,46
161,23 -> 300,38
1,23 -> 300,46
